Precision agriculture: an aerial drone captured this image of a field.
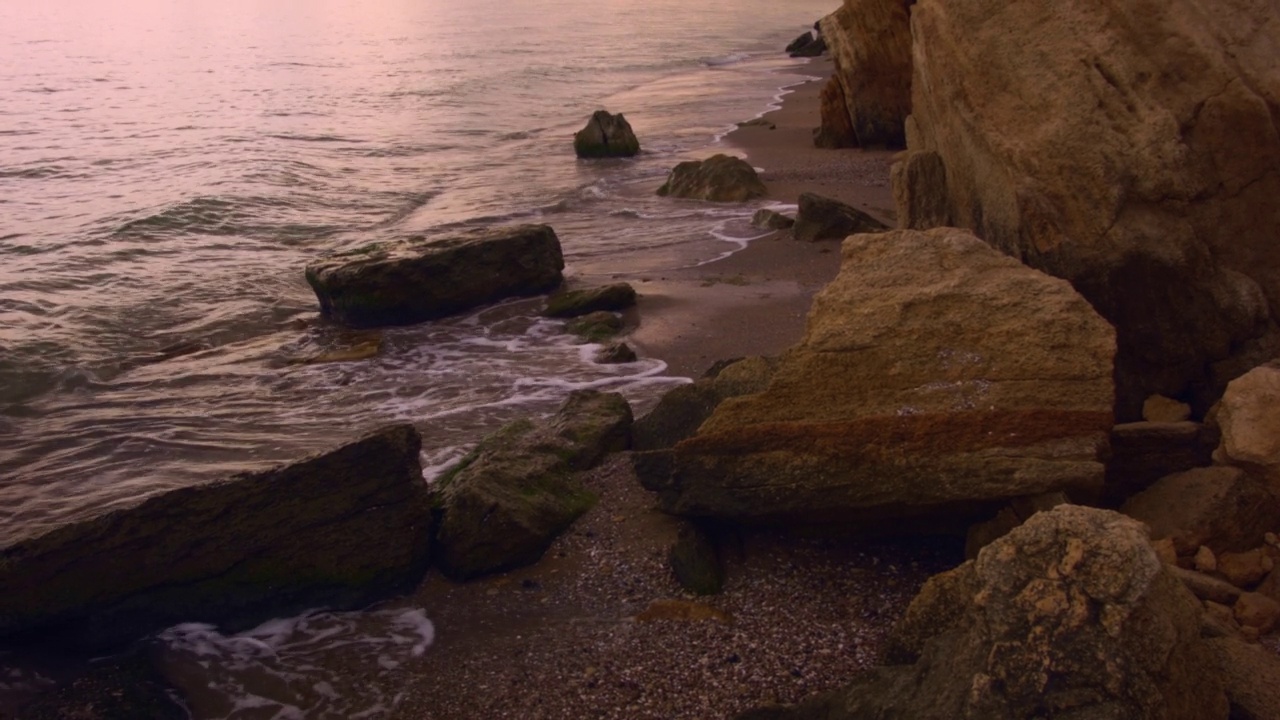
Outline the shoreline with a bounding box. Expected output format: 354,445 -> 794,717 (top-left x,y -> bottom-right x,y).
623,56 -> 897,378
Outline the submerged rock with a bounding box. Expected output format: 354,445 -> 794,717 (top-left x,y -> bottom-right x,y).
305,224 -> 564,328
784,31 -> 814,54
791,192 -> 887,242
0,425 -> 432,649
542,282 -> 637,319
656,154 -> 766,203
647,228 -> 1114,528
573,110 -> 640,158
566,310 -> 624,342
432,390 -> 632,581
743,506 -> 1229,720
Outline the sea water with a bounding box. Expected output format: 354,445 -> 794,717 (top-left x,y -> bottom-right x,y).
0,0 -> 832,714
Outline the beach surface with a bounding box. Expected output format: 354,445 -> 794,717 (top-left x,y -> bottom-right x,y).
387,63 -> 951,720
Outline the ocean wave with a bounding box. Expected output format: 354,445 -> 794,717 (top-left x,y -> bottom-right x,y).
266,132 -> 366,144
701,52 -> 750,67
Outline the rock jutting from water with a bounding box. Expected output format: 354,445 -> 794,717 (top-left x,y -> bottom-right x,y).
304,224 -> 565,328
542,282 -> 637,319
0,425 -> 433,649
573,110 -> 641,158
639,227 -> 1115,530
656,154 -> 767,202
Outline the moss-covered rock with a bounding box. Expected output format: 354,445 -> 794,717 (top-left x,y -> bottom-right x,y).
305,224 -> 564,328
566,310 -> 624,342
657,154 -> 766,202
432,390 -> 633,581
543,283 -> 637,319
0,425 -> 432,649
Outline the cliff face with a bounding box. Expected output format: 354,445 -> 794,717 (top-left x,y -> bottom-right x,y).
894,0 -> 1280,418
817,0 -> 913,148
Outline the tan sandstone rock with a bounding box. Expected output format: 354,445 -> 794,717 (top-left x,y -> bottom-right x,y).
741,506 -> 1229,720
817,0 -> 912,148
1234,592 -> 1280,633
1121,466 -> 1280,555
1214,361 -> 1280,483
648,228 -> 1114,527
895,0 -> 1280,419
1218,548 -> 1273,588
1144,395 -> 1193,423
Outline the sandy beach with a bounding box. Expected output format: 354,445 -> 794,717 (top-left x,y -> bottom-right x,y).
387,61 -> 956,720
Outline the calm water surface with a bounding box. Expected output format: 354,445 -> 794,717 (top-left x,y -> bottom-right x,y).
1,0 -> 831,714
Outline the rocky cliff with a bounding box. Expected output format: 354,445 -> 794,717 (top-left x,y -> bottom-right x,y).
817,0 -> 912,148
893,0 -> 1280,419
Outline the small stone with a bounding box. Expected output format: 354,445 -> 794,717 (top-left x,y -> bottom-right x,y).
1151,537 -> 1178,565
1168,565 -> 1242,605
1202,600 -> 1241,638
1234,592 -> 1280,633
1195,545 -> 1218,573
595,342 -> 637,364
1218,548 -> 1271,588
566,311 -> 624,343
1142,394 -> 1192,423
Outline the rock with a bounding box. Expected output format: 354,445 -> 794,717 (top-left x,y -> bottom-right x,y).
432,390 -> 631,580
565,310 -> 623,342
964,491 -> 1069,559
890,149 -> 949,229
817,0 -> 912,148
1104,421 -> 1218,505
1196,545 -> 1219,574
634,599 -> 731,623
305,225 -> 564,328
791,192 -> 888,242
1218,548 -> 1272,588
742,506 -> 1228,720
1121,466 -> 1280,555
1204,636 -> 1280,720
542,283 -> 637,319
881,562 -> 980,665
784,31 -> 814,54
1258,568 -> 1280,604
1234,592 -> 1280,633
651,229 -> 1114,527
1167,566 -> 1242,606
594,341 -> 636,364
668,523 -> 724,596
632,356 -> 778,452
813,75 -> 857,149
0,425 -> 432,648
572,110 -> 640,159
1152,537 -> 1179,564
656,154 -> 766,203
788,35 -> 827,58
1214,362 -> 1280,480
896,0 -> 1280,419
1144,395 -> 1193,423
750,208 -> 794,231
1203,600 -> 1243,639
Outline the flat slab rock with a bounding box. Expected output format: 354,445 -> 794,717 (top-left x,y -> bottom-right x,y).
305,224 -> 565,328
646,227 -> 1115,527
0,425 -> 433,649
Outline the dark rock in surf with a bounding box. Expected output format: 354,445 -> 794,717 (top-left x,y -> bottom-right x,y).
573,110 -> 641,158
785,31 -> 815,54
657,154 -> 766,203
751,208 -> 795,231
595,341 -> 638,364
567,311 -> 624,342
789,35 -> 827,58
0,425 -> 432,649
792,192 -> 887,242
432,390 -> 632,580
305,224 -> 565,328
543,282 -> 637,319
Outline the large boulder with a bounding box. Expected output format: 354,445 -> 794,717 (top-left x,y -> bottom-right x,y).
1213,361 -> 1280,482
573,110 -> 640,158
643,228 -> 1115,528
791,192 -> 887,242
817,0 -> 912,148
1120,466 -> 1280,555
813,75 -> 858,149
742,506 -> 1229,720
0,425 -> 432,649
305,224 -> 564,328
656,154 -> 766,202
432,390 -> 632,580
895,0 -> 1280,419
